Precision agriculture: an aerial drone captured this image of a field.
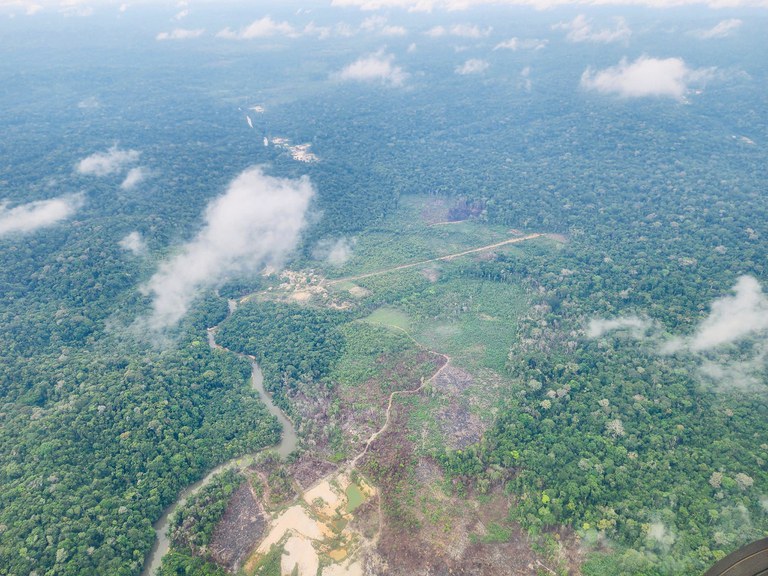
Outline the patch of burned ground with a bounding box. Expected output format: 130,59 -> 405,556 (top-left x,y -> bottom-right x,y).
370,479 -> 582,575
246,453 -> 298,510
431,365 -> 474,395
419,197 -> 449,224
453,527 -> 581,576
359,376 -> 582,576
208,482 -> 266,572
347,495 -> 380,540
436,404 -> 484,450
430,365 -> 487,450
288,452 -> 338,491
413,457 -> 444,485
288,349 -> 445,463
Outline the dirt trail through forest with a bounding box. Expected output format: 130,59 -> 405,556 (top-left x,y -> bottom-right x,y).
349,326 -> 449,471
242,324 -> 449,575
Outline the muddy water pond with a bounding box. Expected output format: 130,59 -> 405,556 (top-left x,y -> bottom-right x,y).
345,483 -> 366,513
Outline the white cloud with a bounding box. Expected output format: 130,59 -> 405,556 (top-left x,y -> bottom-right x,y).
426,23 -> 491,38
455,58 -> 489,74
121,167 -> 149,190
334,50 -> 409,87
691,18 -> 743,39
330,0 -> 768,9
494,37 -> 548,51
520,65 -> 532,90
360,15 -> 408,35
581,56 -> 715,100
690,276 -> 768,351
140,166 -> 314,330
554,15 -> 631,43
591,277 -> 768,391
361,15 -> 385,29
119,231 -> 146,255
0,194 -> 84,237
76,146 -> 140,176
593,280 -> 768,351
77,96 -> 100,109
647,522 -> 676,551
698,354 -> 767,389
220,18 -> 363,41
295,21 -> 331,39
665,276 -> 768,390
156,28 -> 204,41
59,0 -> 93,16
587,316 -> 652,339
314,237 -> 355,266
382,24 -> 408,35
216,16 -> 296,39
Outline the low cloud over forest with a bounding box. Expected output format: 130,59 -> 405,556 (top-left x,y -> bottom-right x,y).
139,166 -> 315,331
0,194 -> 84,237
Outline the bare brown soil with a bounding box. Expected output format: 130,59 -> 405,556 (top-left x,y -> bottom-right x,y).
288,349 -> 445,466
431,366 -> 486,450
419,197 -> 450,224
208,483 -> 266,572
289,453 -> 338,491
359,387 -> 583,576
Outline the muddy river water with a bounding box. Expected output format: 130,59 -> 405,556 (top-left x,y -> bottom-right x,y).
140,326 -> 297,576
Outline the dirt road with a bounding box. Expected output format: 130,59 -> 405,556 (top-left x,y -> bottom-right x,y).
328,233 -> 542,285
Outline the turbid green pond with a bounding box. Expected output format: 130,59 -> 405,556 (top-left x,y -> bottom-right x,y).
345,483 -> 366,513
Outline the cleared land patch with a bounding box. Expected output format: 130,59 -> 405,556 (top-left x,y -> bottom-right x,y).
179,197 -> 569,575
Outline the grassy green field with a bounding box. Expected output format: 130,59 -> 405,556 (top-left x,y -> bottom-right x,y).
330,322 -> 414,388
301,196 -> 543,459
358,277 -> 527,374
318,196 -> 541,279
364,308 -> 412,332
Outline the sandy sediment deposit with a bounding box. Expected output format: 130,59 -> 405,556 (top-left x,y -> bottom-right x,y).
282,535 -> 320,576
249,473 -> 376,575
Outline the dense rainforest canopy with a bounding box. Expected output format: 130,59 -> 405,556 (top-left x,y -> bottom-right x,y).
0,1 -> 766,575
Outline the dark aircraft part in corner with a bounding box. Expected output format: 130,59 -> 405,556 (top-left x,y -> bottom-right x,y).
705,538 -> 768,576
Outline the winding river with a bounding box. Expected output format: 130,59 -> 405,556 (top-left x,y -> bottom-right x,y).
140,317 -> 297,576
139,234 -> 543,575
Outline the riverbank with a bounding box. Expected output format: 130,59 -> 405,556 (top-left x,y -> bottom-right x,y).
141,324 -> 298,576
